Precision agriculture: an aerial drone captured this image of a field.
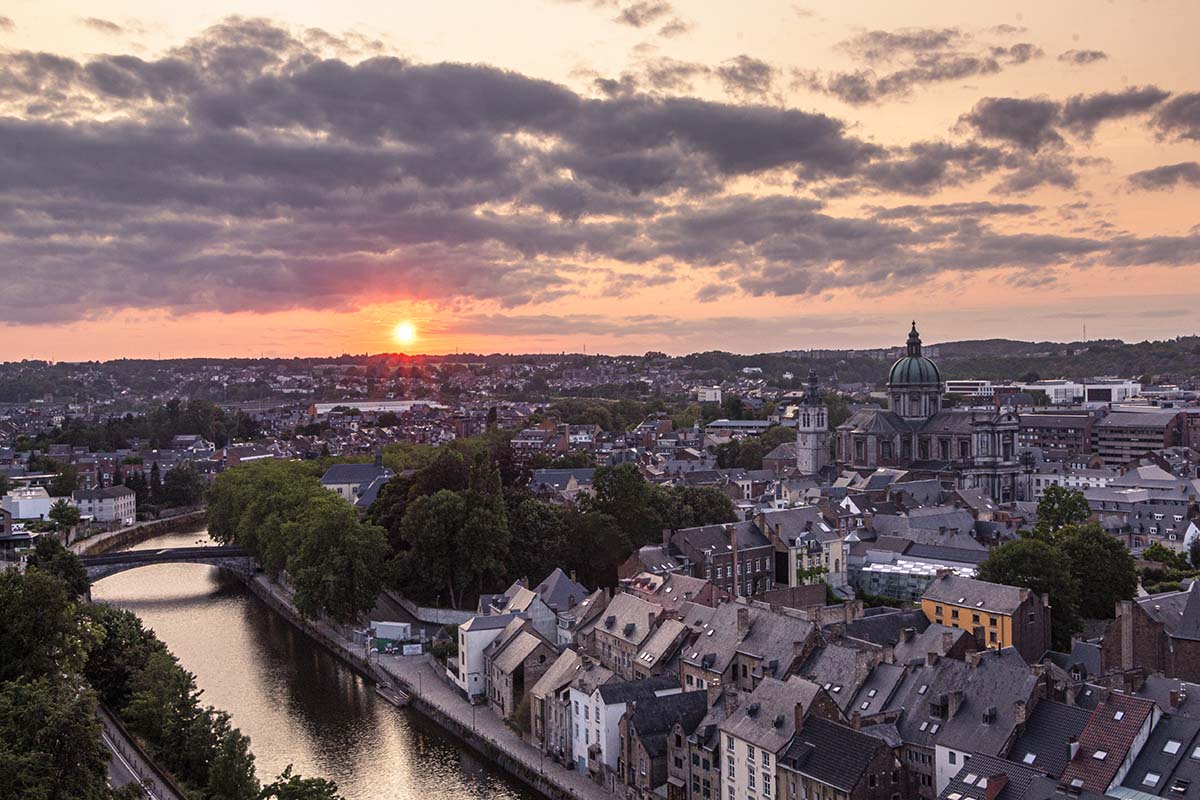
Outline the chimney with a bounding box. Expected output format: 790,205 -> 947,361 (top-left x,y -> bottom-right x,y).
737,607 -> 750,636
947,690 -> 964,718
570,570 -> 577,584
882,644 -> 895,665
1068,736 -> 1080,760
850,710 -> 862,730
942,630 -> 956,654
1013,699 -> 1027,725
966,650 -> 982,668
901,627 -> 916,643
794,701 -> 806,734
854,649 -> 874,686
1170,689 -> 1181,709
984,774 -> 1009,800
662,528 -> 672,547
649,612 -> 657,632
926,652 -> 939,667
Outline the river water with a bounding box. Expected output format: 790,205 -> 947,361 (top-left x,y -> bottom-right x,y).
90,527 -> 539,800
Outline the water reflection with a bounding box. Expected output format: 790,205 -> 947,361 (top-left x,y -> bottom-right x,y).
91,528 -> 538,800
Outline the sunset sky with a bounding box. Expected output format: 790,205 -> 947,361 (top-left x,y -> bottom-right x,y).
2,0 -> 1199,359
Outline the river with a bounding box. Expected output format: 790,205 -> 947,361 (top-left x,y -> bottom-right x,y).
90,527 -> 540,800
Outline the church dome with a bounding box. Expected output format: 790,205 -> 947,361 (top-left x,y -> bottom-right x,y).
887,322 -> 941,387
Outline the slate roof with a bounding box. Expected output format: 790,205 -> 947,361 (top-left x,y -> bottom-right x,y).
354,475 -> 389,509
1007,699 -> 1091,778
320,462 -> 391,485
1118,713 -> 1200,799
568,661 -> 617,695
781,715 -> 889,792
938,753 -> 1041,800
1137,581 -> 1200,641
924,574 -> 1028,616
73,485 -> 136,500
492,629 -> 551,674
594,591 -> 662,646
838,409 -> 912,436
721,675 -> 826,753
1059,693 -> 1157,793
460,612 -> 519,632
628,691 -> 709,758
596,674 -> 677,705
532,568 -> 590,613
529,649 -> 581,700
840,608 -> 930,645
847,662 -> 906,718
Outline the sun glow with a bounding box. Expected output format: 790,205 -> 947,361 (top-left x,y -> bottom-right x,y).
392,320 -> 417,346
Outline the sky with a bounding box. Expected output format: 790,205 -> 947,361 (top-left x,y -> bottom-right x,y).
1,0 -> 1199,359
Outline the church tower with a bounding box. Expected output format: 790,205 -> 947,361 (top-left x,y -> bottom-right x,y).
796,368 -> 830,475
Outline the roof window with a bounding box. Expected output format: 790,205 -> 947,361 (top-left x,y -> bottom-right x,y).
1093,750 -> 1108,761
1022,753 -> 1037,765
1144,772 -> 1161,788
1113,710 -> 1125,721
1165,740 -> 1182,755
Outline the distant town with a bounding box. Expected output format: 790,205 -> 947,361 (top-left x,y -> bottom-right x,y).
7,324 -> 1200,800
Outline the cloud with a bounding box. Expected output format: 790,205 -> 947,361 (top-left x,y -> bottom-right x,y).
959,97 -> 1063,150
81,17 -> 125,34
0,16 -> 13,32
1127,161 -> 1200,190
959,86 -> 1170,150
614,0 -> 673,28
715,55 -> 776,100
1060,86 -> 1171,137
1153,92 -> 1200,141
1058,49 -> 1107,65
657,18 -> 690,37
0,17 -> 1195,327
798,27 -> 1043,104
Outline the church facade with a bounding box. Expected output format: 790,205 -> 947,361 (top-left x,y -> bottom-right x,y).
835,323 -> 1024,502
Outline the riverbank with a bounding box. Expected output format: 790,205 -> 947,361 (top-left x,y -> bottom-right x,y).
71,509 -> 207,556
235,573 -> 611,800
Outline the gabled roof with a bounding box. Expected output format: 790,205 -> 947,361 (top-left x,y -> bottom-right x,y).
1059,693 -> 1157,793
721,675 -> 826,754
1007,699 -> 1091,778
1118,713 -> 1200,798
532,568 -> 590,613
923,574 -> 1029,616
320,462 -> 391,485
938,753 -> 1041,800
628,691 -> 709,757
596,674 -> 677,705
529,649 -> 582,700
782,716 -> 889,792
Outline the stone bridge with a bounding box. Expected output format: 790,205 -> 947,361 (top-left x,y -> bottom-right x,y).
82,546 -> 254,582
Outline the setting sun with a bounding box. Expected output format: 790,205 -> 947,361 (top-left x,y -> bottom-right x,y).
392,321 -> 417,346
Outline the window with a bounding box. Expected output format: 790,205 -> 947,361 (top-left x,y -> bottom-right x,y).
1165,740 -> 1182,755
762,753 -> 769,768
1022,753 -> 1036,765
1093,750 -> 1108,761
1144,772 -> 1161,788
1114,711 -> 1125,721
949,752 -> 957,765
747,745 -> 755,762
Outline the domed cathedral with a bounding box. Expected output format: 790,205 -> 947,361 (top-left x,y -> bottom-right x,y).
835,322 -> 1025,502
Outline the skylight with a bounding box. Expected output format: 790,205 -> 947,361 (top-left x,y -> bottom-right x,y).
1165,740 -> 1182,755
1144,772 -> 1161,788
1114,711 -> 1125,721
1023,753 -> 1037,765
1093,750 -> 1108,760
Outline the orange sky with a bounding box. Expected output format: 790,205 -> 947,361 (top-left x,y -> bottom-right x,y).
1,0 -> 1198,358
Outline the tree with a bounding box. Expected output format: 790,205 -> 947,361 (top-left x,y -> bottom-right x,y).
560,511 -> 631,589
1143,541 -> 1191,571
48,464 -> 79,497
586,464 -> 653,544
49,498 -> 81,531
651,486 -> 737,531
394,490 -> 469,608
259,766 -> 342,800
0,569 -> 86,683
1057,524 -> 1138,619
206,713 -> 259,800
162,462 -> 205,507
1033,486 -> 1091,536
285,493 -> 388,623
28,535 -> 90,599
0,678 -> 113,800
1191,538 -> 1200,569
977,537 -> 1082,650
149,461 -> 163,505
83,604 -> 163,710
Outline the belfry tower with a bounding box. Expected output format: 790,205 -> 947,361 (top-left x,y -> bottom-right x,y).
796,368 -> 829,475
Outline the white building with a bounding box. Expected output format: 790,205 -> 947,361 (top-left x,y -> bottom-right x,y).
1018,379 -> 1141,406
568,673 -> 679,781
944,379 -> 996,399
72,486 -> 137,526
1,486 -> 55,520
450,613 -> 518,699
697,386 -> 723,404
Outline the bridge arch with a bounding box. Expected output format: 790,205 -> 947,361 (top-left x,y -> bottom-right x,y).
82,546 -> 255,583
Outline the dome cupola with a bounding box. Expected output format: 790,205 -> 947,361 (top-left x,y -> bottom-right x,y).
887,321 -> 943,420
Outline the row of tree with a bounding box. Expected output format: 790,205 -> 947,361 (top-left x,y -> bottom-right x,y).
208,460 -> 388,622
1,538 -> 341,799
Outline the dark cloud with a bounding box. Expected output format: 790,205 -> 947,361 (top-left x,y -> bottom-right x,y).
959,97 -> 1063,150
1153,92 -> 1200,141
715,55 -> 776,100
81,17 -> 124,34
614,0 -> 673,28
1127,161 -> 1200,190
1,17 -> 1194,325
798,27 -> 1042,104
641,57 -> 710,91
868,201 -> 1040,221
960,87 -> 1171,150
1059,49 -> 1107,65
657,18 -> 690,37
1060,86 -> 1170,137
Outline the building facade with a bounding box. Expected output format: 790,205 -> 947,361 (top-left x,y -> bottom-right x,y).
794,369 -> 830,476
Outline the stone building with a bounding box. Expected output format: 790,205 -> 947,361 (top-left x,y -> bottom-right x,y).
794,368 -> 830,476
1102,580 -> 1200,682
837,323 -> 1025,502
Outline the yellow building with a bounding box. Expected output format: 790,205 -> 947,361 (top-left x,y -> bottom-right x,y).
920,573 -> 1051,663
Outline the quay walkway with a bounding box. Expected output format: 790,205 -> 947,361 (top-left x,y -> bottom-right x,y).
245,575 -> 613,800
